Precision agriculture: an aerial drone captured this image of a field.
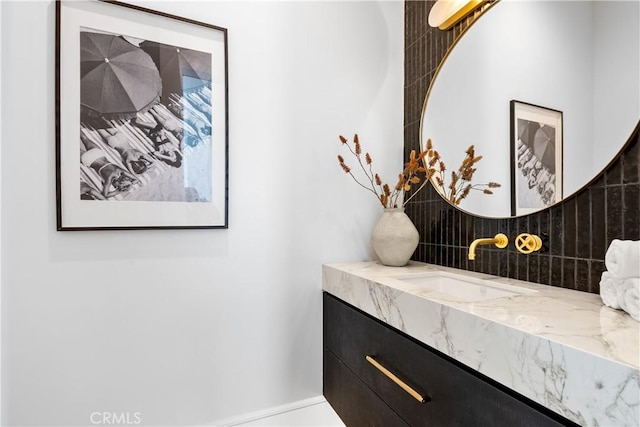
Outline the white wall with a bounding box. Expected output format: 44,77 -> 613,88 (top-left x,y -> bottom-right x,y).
0,1 -> 404,425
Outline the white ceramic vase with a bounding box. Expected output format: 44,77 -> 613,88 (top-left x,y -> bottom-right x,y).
371,207 -> 419,267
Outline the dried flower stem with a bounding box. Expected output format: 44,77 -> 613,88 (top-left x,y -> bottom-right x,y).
337,134 -> 429,208
339,135 -> 383,202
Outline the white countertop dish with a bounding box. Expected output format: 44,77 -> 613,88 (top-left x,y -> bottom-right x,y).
322,261 -> 640,427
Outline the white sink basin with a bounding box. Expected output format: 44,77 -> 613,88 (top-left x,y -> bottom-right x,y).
392,271 -> 536,302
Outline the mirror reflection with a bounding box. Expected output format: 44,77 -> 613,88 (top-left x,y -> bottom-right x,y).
420,0 -> 640,218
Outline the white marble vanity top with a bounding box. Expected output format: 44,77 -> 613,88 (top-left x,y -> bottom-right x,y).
322,261 -> 640,427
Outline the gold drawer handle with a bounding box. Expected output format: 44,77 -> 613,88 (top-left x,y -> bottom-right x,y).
515,233 -> 542,254
365,355 -> 427,403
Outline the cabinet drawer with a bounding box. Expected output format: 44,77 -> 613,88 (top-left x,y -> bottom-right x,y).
323,293 -> 571,427
324,347 -> 408,427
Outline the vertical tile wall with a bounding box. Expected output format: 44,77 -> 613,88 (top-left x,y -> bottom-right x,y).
404,1 -> 640,294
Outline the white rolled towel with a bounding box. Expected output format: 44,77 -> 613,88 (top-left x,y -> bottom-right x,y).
622,278 -> 640,321
600,271 -> 622,309
605,239 -> 640,279
617,278 -> 635,311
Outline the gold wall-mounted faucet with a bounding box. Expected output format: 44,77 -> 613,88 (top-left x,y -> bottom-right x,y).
468,233 -> 509,260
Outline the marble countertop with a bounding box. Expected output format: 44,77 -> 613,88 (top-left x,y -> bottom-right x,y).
322,261 -> 640,427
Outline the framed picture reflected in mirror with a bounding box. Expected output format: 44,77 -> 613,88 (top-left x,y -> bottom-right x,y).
510,100 -> 563,217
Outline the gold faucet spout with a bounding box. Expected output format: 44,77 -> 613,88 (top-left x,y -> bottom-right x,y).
468,233 -> 509,260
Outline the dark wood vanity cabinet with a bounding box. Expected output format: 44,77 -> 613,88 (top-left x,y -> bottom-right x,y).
323,293 -> 574,427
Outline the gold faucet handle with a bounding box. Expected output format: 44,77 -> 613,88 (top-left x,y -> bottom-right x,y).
515,233 -> 542,254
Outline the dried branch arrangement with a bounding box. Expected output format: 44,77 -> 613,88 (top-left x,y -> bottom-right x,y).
336,134 -> 500,208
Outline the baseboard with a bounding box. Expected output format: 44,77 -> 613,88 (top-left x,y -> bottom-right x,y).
203,395 -> 328,427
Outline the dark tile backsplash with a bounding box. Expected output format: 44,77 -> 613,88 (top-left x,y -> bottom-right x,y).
404,1 -> 640,294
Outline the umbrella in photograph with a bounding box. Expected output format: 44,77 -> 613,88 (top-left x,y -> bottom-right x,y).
139,41 -> 212,99
532,125 -> 556,173
518,119 -> 540,150
81,32 -> 162,120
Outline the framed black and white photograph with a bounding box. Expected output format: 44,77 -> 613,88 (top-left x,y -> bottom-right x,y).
510,100 -> 563,216
56,0 -> 228,230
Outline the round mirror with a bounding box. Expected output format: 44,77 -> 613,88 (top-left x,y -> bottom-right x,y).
420,0 -> 639,218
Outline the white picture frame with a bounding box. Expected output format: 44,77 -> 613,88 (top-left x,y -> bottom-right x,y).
56,0 -> 228,230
